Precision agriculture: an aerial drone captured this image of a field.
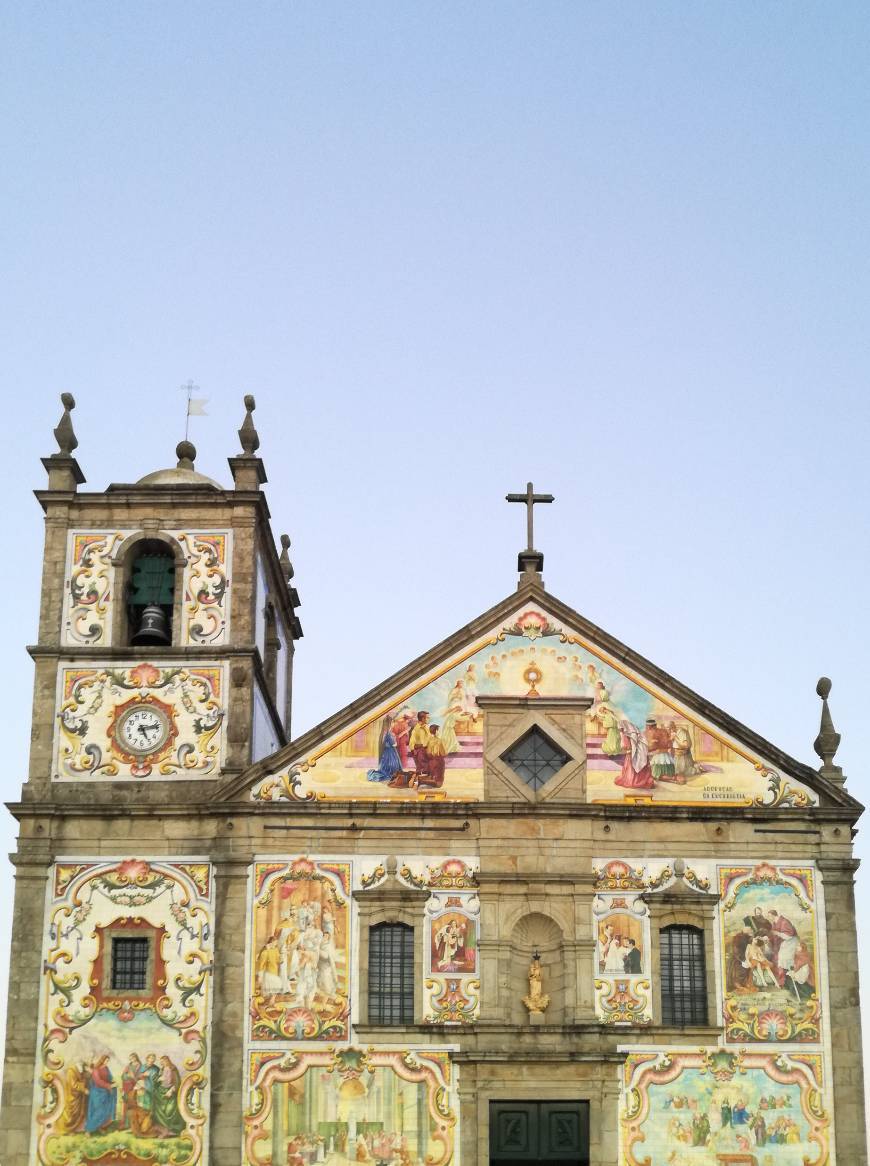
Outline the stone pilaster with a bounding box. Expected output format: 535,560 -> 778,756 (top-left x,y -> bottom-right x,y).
209,855 -> 252,1165
0,853 -> 51,1166
818,857 -> 868,1166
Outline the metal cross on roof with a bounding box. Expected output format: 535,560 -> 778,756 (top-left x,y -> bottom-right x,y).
506,481 -> 554,553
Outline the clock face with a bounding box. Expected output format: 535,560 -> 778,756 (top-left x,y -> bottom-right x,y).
115,704 -> 170,756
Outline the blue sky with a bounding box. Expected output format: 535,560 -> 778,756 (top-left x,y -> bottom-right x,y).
1,0 -> 868,1133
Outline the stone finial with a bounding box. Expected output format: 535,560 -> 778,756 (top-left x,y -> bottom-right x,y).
53,392 -> 78,455
176,440 -> 196,471
814,677 -> 844,785
279,534 -> 295,582
386,855 -> 398,878
42,392 -> 85,490
229,394 -> 267,488
672,857 -> 686,880
238,394 -> 260,455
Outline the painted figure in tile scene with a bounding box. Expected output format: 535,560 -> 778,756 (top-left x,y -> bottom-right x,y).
366,714 -> 404,784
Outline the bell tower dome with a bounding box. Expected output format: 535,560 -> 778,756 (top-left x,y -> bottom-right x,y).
28,394 -> 301,794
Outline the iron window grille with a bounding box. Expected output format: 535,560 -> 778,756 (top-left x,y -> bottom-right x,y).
110,936 -> 150,992
501,727 -> 570,791
660,925 -> 707,1025
369,922 -> 414,1024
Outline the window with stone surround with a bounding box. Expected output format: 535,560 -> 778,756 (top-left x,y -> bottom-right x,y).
368,922 -> 414,1024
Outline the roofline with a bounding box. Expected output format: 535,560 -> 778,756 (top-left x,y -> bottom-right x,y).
219,580 -> 863,813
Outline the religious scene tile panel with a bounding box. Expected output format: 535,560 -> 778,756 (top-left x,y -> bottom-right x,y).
249,858 -> 352,1042
719,863 -> 820,1044
242,1047 -> 458,1166
619,1048 -> 831,1166
54,661 -> 226,781
252,606 -> 816,807
32,859 -> 214,1166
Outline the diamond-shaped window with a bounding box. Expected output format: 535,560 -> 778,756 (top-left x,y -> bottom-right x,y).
501,726 -> 570,791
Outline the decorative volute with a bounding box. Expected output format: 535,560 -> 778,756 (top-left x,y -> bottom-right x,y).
814,676 -> 845,786
42,393 -> 85,490
229,393 -> 266,489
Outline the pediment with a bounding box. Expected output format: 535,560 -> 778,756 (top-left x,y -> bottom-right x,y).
227,583 -> 852,810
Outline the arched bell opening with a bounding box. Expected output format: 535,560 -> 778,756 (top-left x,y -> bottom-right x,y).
123,538 -> 179,647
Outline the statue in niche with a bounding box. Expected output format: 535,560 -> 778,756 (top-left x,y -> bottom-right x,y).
522,949 -> 550,1015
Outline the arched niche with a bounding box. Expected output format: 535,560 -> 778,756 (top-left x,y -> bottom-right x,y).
509,911 -> 566,1025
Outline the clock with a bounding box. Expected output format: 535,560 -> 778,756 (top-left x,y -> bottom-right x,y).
113,703 -> 171,756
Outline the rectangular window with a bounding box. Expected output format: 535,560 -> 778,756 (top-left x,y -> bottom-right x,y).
110,936 -> 150,992
660,925 -> 707,1026
369,923 -> 414,1024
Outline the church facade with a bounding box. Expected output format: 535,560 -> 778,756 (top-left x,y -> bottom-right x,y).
0,395 -> 866,1166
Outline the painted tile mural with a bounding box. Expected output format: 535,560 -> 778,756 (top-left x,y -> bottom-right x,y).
170,530 -> 231,646
249,858 -> 352,1042
252,605 -> 816,806
33,859 -> 214,1166
61,532 -> 126,646
243,1047 -> 458,1166
400,857 -> 480,1025
592,861 -> 654,1025
620,1048 -> 830,1166
720,863 -> 820,1044
55,662 -> 226,781
60,529 -> 231,649
243,856 -> 466,1166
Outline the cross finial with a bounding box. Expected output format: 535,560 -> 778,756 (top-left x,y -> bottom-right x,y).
506,481 -> 554,583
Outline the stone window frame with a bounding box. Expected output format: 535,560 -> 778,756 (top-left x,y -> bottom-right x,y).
643,885 -> 720,1030
353,860 -> 430,1028
479,695 -> 592,803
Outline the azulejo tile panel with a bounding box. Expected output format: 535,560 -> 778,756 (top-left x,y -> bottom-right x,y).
719,863 -> 820,1044
54,662 -> 226,781
33,859 -> 214,1166
243,1047 -> 458,1166
251,605 -> 816,807
620,1048 -> 830,1166
248,858 -> 352,1042
60,529 -> 232,649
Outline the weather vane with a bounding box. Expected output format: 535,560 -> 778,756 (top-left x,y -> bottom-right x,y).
181,379 -> 208,440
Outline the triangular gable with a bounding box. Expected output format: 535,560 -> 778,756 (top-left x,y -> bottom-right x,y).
230,584 -> 853,810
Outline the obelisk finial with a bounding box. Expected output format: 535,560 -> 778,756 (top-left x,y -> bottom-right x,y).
813,677 -> 844,786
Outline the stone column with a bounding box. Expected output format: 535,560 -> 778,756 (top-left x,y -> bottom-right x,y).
818,858 -> 868,1166
0,852 -> 51,1166
209,854 -> 253,1165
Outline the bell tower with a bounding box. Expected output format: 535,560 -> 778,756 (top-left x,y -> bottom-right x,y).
28,393 -> 301,793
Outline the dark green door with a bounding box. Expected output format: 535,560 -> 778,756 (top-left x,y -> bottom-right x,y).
490,1101 -> 589,1166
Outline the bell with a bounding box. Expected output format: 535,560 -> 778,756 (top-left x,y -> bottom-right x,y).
131,605 -> 171,646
